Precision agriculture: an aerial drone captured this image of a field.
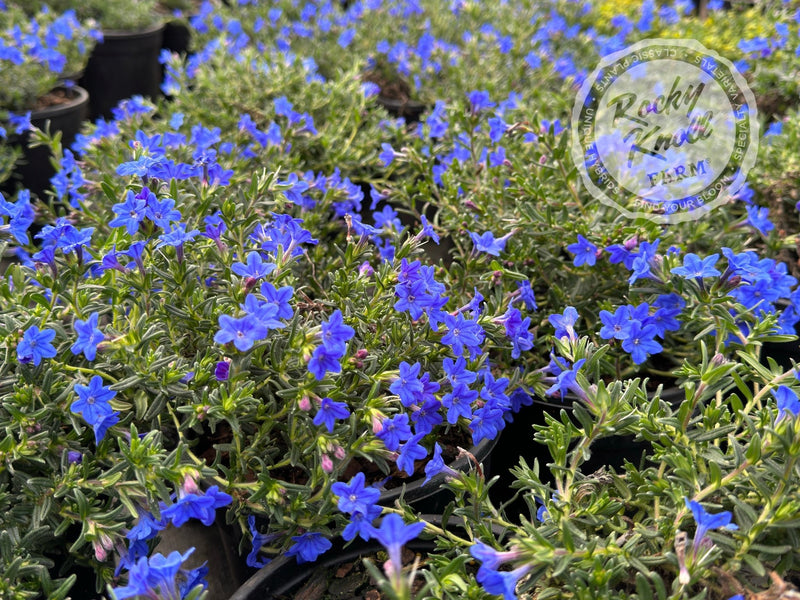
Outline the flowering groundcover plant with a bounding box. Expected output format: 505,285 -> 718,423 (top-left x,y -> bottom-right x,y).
1,0 -> 800,599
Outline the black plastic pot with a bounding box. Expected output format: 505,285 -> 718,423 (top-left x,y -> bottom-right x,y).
79,22 -> 165,120
490,386 -> 684,521
0,85 -> 89,200
162,20 -> 192,55
377,432 -> 498,514
376,96 -> 429,123
760,303 -> 800,372
229,514 -> 498,600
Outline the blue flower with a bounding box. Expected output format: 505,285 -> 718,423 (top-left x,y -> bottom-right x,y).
71,375 -> 116,426
17,325 -> 57,366
684,498 -> 738,551
546,358 -> 586,399
331,472 -> 381,516
93,411 -> 120,444
312,397 -> 351,433
441,382 -> 478,424
247,516 -> 273,569
599,307 -> 633,341
214,314 -> 268,351
548,306 -> 579,340
468,230 -> 511,256
71,312 -> 104,361
319,309 -> 355,355
396,433 -> 427,476
621,322 -> 662,365
423,442 -> 457,484
773,386 -> 800,421
376,413 -> 412,451
441,313 -> 485,358
671,253 -> 721,279
745,205 -> 774,236
372,514 -> 426,578
469,403 -> 505,444
389,361 -> 425,407
467,90 -> 495,113
231,251 -> 276,280
260,282 -> 294,320
567,234 -> 598,267
285,532 -> 332,564
443,356 -> 477,387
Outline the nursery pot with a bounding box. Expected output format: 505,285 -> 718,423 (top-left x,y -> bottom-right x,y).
490,386 -> 684,521
760,302 -> 800,372
229,514 -> 496,600
79,22 -> 165,120
162,19 -> 192,56
0,85 -> 89,200
154,508 -> 249,599
376,96 -> 429,123
377,433 -> 498,514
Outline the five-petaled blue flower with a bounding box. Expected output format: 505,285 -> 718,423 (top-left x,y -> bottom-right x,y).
285,532 -> 332,564
671,253 -> 721,279
17,325 -> 57,366
214,314 -> 269,351
567,234 -> 598,267
312,397 -> 351,432
331,472 -> 381,516
71,375 -> 116,426
71,312 -> 105,361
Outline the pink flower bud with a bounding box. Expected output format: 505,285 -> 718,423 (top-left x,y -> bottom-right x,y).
321,454 -> 333,473
298,396 -> 312,411
372,414 -> 384,434
333,445 -> 346,460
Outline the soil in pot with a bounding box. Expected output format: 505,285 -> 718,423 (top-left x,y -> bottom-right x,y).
270,545 -> 425,600
363,68 -> 429,124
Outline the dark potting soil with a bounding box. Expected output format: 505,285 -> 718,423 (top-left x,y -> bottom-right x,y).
33,88 -> 78,111
271,547 -> 424,600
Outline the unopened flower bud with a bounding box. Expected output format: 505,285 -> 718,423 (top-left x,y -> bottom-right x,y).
321,454 -> 333,473
214,360 -> 230,381
298,396 -> 312,411
333,445 -> 346,460
355,349 -> 368,359
623,235 -> 639,251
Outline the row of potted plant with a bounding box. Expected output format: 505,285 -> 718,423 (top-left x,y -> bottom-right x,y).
1,0 -> 799,599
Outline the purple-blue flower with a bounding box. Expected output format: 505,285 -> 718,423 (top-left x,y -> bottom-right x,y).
312,397 -> 351,433
671,253 -> 721,279
331,472 -> 381,516
214,314 -> 268,351
773,386 -> 800,421
71,375 -> 116,426
231,251 -> 276,280
17,325 -> 57,366
285,532 -> 332,564
567,234 -> 598,267
71,312 -> 104,361
396,433 -> 427,476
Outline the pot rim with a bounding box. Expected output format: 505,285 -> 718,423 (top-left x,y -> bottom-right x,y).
31,85 -> 89,122
99,20 -> 166,38
229,513 -> 506,600
377,430 -> 498,505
